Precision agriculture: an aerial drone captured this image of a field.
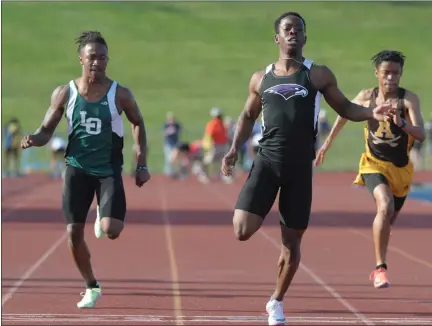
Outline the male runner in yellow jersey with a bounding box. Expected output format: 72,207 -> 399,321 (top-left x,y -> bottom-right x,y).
315,50 -> 425,289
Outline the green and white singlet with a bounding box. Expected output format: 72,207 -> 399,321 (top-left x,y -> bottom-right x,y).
65,80 -> 124,177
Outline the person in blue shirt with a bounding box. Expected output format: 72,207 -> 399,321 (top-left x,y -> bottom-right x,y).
3,118 -> 22,177
163,112 -> 182,176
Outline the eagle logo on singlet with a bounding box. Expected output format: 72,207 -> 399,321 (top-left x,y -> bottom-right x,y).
264,83 -> 308,101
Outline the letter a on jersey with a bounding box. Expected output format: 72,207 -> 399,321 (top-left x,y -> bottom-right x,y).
374,121 -> 395,139
371,121 -> 400,147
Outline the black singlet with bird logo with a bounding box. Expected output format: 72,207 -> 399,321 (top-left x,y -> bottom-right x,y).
257,58 -> 321,171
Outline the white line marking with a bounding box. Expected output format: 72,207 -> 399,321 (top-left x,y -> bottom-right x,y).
259,230 -> 374,326
157,180 -> 184,326
1,232 -> 67,306
2,314 -> 432,324
205,186 -> 374,326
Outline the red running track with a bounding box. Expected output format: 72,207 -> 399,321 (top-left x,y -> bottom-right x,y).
2,172 -> 432,325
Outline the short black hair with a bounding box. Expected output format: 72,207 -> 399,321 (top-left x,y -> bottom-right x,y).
371,50 -> 406,68
75,31 -> 108,53
274,12 -> 306,34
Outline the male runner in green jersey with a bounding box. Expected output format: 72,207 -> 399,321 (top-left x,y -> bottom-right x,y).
21,31 -> 150,308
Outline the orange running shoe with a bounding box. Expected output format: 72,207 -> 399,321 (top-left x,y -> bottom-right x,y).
369,267 -> 390,289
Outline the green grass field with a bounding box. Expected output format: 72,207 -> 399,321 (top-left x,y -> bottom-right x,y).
3,2 -> 432,173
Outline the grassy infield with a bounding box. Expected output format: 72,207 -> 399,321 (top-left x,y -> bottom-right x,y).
3,2 -> 431,172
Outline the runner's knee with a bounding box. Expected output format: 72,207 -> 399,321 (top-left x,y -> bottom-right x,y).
280,226 -> 303,261
377,198 -> 394,217
100,217 -> 124,240
373,185 -> 394,218
66,223 -> 85,247
233,210 -> 263,241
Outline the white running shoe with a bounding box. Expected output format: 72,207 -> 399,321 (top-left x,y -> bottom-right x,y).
266,299 -> 285,325
77,286 -> 102,308
94,206 -> 105,239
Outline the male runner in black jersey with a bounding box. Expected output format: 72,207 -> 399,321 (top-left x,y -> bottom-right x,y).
315,50 -> 425,289
221,12 -> 395,325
